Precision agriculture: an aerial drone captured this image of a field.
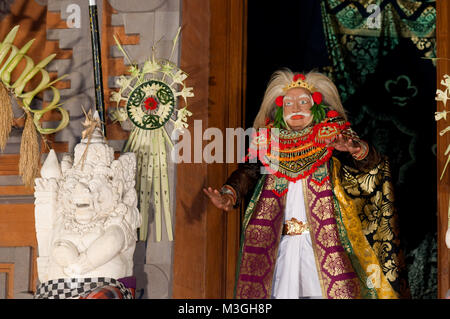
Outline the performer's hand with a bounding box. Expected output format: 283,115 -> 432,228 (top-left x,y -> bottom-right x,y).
203,187 -> 234,211
327,134 -> 361,156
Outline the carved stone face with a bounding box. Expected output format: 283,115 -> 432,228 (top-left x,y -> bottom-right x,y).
61,173 -> 115,225
72,182 -> 94,224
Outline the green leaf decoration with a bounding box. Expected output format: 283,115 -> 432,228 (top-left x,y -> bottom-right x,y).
310,103 -> 327,124
273,106 -> 286,129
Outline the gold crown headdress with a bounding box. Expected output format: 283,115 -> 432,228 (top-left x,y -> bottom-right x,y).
283,73 -> 316,92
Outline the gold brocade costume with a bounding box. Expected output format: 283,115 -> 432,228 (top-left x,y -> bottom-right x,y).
332,158 -> 399,298
228,118 -> 409,299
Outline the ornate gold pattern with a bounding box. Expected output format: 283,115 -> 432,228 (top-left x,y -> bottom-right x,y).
332,158 -> 398,298
235,174 -> 285,299
304,165 -> 361,298
283,218 -> 309,236
338,157 -> 407,297
283,77 -> 316,92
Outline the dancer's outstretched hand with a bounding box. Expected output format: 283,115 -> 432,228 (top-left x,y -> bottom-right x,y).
327,134 -> 361,156
203,187 -> 234,211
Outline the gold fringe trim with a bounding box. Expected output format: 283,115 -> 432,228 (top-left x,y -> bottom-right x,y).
19,111 -> 40,187
0,82 -> 13,151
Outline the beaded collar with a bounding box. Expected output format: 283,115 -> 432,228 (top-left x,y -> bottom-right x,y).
248,115 -> 351,182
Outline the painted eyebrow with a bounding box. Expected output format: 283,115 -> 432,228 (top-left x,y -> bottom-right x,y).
284,94 -> 311,99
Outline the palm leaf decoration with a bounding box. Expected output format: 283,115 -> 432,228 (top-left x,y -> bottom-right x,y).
0,25 -> 69,187
110,28 -> 194,242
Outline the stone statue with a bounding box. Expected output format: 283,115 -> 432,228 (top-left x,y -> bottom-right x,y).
34,113 -> 141,298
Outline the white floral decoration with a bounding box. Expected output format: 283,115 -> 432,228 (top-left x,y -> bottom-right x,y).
106,28 -> 194,243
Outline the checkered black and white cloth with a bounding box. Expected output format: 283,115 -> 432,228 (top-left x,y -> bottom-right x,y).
34,277 -> 133,299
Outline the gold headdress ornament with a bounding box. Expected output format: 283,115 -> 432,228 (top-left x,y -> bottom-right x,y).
283,73 -> 316,93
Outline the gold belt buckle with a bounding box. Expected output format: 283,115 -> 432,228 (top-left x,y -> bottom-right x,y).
283,217 -> 309,236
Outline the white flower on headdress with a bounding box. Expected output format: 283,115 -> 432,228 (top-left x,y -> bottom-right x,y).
172,70 -> 188,85
142,59 -> 160,74
436,88 -> 449,107
435,110 -> 449,122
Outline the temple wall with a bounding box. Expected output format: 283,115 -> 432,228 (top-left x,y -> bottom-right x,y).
0,0 -> 181,299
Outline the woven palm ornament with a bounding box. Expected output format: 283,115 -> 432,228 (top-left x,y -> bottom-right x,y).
110,28 -> 193,242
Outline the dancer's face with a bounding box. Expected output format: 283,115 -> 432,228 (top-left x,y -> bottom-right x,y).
283,88 -> 313,131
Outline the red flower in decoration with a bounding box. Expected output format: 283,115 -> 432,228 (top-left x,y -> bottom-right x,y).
144,97 -> 158,111
293,73 -> 306,82
275,95 -> 284,107
327,110 -> 339,118
312,91 -> 323,105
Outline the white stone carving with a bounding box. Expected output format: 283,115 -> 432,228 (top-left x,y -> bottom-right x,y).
34,126 -> 141,283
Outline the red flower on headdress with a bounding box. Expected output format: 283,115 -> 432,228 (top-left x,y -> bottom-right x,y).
144,97 -> 158,110
293,73 -> 306,82
327,110 -> 339,118
275,95 -> 284,107
312,91 -> 323,105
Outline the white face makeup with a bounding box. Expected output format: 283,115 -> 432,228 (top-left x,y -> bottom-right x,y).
282,87 -> 314,131
283,94 -> 313,107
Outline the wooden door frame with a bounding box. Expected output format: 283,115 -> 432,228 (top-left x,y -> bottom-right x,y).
172,0 -> 247,298
437,0 -> 450,300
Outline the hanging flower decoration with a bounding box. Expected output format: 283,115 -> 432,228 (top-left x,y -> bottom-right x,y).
109,28 -> 194,242
312,91 -> 323,105
435,74 -> 450,181
435,74 -> 450,249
